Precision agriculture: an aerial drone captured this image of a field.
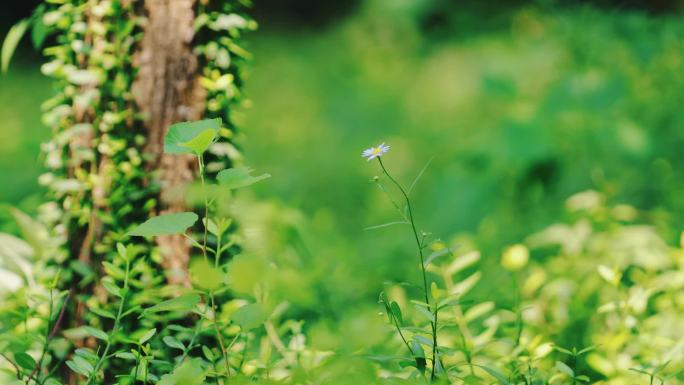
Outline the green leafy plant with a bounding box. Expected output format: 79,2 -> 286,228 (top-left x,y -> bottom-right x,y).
124,118 -> 270,383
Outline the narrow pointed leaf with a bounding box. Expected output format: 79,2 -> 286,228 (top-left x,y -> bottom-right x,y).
142,293 -> 200,315
1,19 -> 29,73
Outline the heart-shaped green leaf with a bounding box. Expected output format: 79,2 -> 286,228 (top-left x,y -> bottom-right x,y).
216,166 -> 270,190
164,118 -> 221,155
128,212 -> 198,237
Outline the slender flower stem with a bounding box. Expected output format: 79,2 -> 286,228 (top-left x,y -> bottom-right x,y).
376,157 -> 439,381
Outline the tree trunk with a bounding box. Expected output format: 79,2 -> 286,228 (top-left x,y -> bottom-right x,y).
132,0 -> 206,285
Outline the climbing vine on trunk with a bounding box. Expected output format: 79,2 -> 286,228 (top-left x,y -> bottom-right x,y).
6,0 -> 256,382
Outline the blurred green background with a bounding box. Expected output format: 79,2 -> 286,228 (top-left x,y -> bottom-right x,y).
2,0 -> 684,308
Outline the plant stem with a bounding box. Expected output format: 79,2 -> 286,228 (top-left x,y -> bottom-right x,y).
86,259 -> 130,385
0,353 -> 22,381
29,288 -> 53,383
198,155 -> 210,264
377,157 -> 438,381
197,158 -> 230,383
177,319 -> 203,366
388,312 -> 415,364
210,292 -> 231,382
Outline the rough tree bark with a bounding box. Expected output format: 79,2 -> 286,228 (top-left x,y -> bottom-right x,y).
132,0 -> 206,285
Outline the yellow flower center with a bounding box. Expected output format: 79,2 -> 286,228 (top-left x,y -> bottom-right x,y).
372,147 -> 382,155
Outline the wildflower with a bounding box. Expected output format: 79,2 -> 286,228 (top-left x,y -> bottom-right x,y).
362,143 -> 390,161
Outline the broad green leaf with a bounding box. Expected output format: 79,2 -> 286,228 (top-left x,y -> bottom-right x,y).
216,166 -> 271,190
189,258 -> 222,291
162,336 -> 185,350
181,128 -> 217,155
1,19 -> 29,73
142,293 -> 200,315
157,358 -> 205,385
14,352 -> 36,371
138,328 -> 157,345
128,212 -> 198,237
232,303 -> 267,330
164,118 -> 221,155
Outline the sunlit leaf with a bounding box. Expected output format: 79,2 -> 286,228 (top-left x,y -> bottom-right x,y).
181,128 -> 218,155
1,19 -> 29,74
138,328 -> 157,345
164,118 -> 221,155
128,212 -> 198,237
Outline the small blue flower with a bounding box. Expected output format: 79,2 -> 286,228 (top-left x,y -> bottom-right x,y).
362,143 -> 390,161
